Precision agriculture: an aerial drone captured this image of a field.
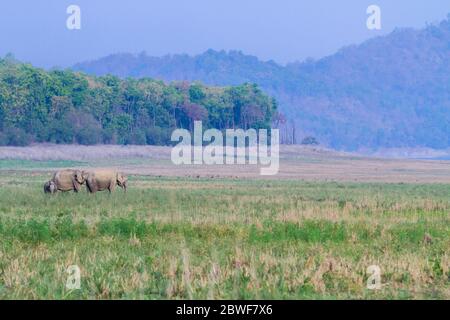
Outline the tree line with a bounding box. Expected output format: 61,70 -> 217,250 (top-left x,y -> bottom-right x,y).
74,16 -> 450,150
0,55 -> 277,146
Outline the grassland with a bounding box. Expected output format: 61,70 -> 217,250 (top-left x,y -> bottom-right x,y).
0,158 -> 449,299
0,145 -> 449,300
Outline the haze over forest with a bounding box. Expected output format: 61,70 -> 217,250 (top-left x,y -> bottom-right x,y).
74,15 -> 450,151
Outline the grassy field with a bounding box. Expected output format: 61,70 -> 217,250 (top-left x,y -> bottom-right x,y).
0,161 -> 449,299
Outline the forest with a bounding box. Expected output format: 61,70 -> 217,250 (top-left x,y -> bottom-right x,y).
0,56 -> 277,146
74,15 -> 450,150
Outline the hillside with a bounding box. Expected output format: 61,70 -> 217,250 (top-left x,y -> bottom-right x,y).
0,57 -> 276,146
73,15 -> 450,151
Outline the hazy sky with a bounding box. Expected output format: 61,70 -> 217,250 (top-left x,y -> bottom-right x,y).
1,0 -> 450,68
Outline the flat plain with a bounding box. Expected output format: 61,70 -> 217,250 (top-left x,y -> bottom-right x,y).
0,145 -> 448,299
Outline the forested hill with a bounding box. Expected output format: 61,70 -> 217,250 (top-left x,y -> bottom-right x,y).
73,50 -> 294,92
74,15 -> 450,151
0,57 -> 276,146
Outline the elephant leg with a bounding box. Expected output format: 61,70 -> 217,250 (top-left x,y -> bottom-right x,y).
86,181 -> 91,193
87,180 -> 96,193
73,181 -> 81,193
108,181 -> 115,193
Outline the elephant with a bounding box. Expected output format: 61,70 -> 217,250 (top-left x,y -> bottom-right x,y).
85,170 -> 127,193
43,180 -> 57,194
51,169 -> 86,193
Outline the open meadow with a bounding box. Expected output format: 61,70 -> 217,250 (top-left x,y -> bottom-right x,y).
0,145 -> 449,299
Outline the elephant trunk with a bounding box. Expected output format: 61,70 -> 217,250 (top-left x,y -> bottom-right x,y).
122,181 -> 127,192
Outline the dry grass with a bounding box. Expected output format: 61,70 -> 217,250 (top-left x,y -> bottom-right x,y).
2,144 -> 450,183
0,147 -> 448,299
0,171 -> 448,299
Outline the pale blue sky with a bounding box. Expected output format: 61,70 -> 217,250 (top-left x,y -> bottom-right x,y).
1,0 -> 450,68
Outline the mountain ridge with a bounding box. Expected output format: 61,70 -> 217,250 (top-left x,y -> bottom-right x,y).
73,15 -> 450,151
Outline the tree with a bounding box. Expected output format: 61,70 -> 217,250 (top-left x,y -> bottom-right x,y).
50,96 -> 73,119
0,56 -> 277,146
189,84 -> 206,102
181,102 -> 208,130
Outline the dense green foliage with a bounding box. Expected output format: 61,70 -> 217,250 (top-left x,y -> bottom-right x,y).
74,16 -> 450,150
0,57 -> 276,146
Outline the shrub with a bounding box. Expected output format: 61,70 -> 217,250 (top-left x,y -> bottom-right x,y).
2,127 -> 33,146
146,126 -> 171,145
301,136 -> 319,145
0,131 -> 7,146
125,130 -> 147,145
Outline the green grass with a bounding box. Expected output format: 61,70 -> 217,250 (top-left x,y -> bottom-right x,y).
0,172 -> 448,299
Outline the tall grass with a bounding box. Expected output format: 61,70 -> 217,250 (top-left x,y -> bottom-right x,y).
0,173 -> 448,299
0,144 -> 172,161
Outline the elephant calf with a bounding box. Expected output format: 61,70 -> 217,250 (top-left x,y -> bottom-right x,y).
43,180 -> 57,194
47,169 -> 87,193
85,170 -> 127,194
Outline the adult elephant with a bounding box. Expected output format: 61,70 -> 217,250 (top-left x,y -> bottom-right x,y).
51,169 -> 86,193
85,170 -> 127,194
